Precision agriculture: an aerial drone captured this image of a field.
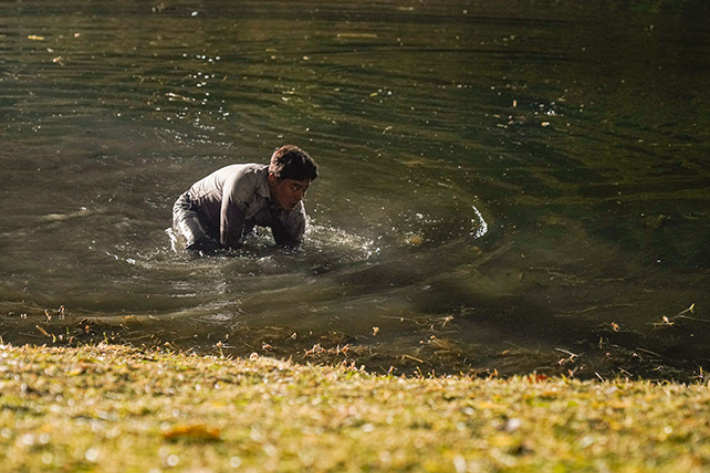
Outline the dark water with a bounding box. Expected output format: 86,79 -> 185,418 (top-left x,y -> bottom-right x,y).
1,0 -> 709,379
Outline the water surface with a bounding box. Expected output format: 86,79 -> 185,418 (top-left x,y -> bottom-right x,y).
1,0 -> 709,379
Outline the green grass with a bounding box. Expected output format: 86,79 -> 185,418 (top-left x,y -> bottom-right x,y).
1,343 -> 709,472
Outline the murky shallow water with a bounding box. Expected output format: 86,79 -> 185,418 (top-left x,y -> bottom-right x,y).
1,0 -> 709,379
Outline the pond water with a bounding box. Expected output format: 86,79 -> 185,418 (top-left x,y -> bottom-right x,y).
1,0 -> 709,379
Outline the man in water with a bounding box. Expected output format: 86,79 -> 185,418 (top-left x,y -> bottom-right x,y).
172,145 -> 318,252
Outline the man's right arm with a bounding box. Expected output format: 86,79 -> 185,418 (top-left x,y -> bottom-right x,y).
219,169 -> 256,249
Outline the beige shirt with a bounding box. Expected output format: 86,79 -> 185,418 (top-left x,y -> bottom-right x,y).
187,164 -> 306,249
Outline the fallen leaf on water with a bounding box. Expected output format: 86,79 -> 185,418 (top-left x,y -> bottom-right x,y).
399,159 -> 427,168
337,33 -> 378,39
28,35 -> 45,41
36,325 -> 51,337
403,234 -> 424,247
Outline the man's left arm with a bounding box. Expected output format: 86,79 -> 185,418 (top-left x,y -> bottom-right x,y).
271,206 -> 306,248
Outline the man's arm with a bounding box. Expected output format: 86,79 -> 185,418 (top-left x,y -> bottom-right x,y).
219,169 -> 258,249
271,206 -> 307,248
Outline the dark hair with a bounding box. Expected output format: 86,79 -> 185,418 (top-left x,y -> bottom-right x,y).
269,145 -> 318,181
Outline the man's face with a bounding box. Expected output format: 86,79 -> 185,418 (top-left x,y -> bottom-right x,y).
268,174 -> 311,211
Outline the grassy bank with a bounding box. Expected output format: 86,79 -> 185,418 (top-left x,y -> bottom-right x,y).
1,344 -> 709,472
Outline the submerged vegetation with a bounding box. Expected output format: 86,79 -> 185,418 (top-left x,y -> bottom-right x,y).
2,343 -> 710,472
0,301 -> 707,383
1,302 -> 708,384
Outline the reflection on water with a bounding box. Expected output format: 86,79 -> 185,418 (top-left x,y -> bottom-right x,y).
1,0 -> 709,379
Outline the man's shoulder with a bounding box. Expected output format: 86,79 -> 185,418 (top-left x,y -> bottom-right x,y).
219,163 -> 268,185
219,163 -> 270,200
220,163 -> 267,176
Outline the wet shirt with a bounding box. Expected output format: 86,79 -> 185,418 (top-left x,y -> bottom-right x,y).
187,164 -> 307,249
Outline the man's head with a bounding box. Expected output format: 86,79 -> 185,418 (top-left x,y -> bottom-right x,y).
268,145 -> 318,211
269,145 -> 318,182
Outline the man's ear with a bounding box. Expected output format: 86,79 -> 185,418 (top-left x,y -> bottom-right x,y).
267,173 -> 278,186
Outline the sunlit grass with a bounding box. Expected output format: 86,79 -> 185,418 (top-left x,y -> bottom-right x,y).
1,344 -> 709,472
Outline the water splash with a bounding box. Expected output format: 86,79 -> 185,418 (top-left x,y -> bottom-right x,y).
471,206 -> 488,239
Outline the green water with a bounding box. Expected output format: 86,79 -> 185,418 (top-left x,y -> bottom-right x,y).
1,0 -> 709,378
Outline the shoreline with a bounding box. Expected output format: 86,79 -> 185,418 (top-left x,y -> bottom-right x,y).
1,308 -> 706,383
